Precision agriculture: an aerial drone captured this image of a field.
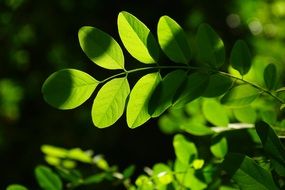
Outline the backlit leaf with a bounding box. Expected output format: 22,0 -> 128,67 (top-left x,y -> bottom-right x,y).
222,153 -> 278,190
153,163 -> 173,185
196,23 -> 225,68
92,77 -> 130,128
173,72 -> 209,108
42,69 -> 99,110
157,16 -> 191,64
230,40 -> 252,75
233,106 -> 257,123
263,63 -> 277,90
118,11 -> 159,63
35,165 -> 62,190
173,134 -> 197,164
202,74 -> 232,97
202,99 -> 229,126
221,84 -> 260,107
127,73 -> 161,128
210,136 -> 228,158
78,26 -> 124,69
181,122 -> 214,136
149,70 -> 187,117
6,185 -> 28,190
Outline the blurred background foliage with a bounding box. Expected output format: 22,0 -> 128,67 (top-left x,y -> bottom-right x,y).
1,0 -> 285,189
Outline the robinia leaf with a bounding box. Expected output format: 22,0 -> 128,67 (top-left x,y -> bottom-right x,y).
222,153 -> 279,190
195,23 -> 225,68
127,73 -> 161,128
173,134 -> 197,164
202,99 -> 229,127
210,136 -> 228,158
42,69 -> 99,110
202,74 -> 232,97
78,26 -> 124,70
157,16 -> 191,64
173,72 -> 209,108
6,185 -> 28,190
233,106 -> 257,123
118,11 -> 159,63
149,70 -> 187,117
153,163 -> 173,185
263,63 -> 277,90
230,40 -> 252,76
35,165 -> 62,190
221,84 -> 260,107
92,77 -> 130,128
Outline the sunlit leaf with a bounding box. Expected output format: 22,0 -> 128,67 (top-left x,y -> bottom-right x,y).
78,26 -> 124,69
118,11 -> 159,63
222,153 -> 279,190
181,122 -> 214,136
173,72 -> 209,108
221,84 -> 260,107
230,40 -> 252,75
153,163 -> 173,185
42,69 -> 99,110
196,23 -> 225,68
263,63 -> 277,90
68,148 -> 92,163
41,145 -> 68,158
92,77 -> 130,128
233,106 -> 257,123
35,165 -> 62,190
173,134 -> 197,164
6,185 -> 28,190
157,16 -> 191,64
135,175 -> 154,190
202,99 -> 229,126
210,136 -> 228,158
149,70 -> 187,117
202,74 -> 232,97
127,73 -> 161,128
256,121 -> 285,168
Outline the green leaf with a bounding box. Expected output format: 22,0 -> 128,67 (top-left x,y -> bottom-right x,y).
210,136 -> 228,158
83,173 -> 105,185
233,106 -> 257,123
92,77 -> 130,128
173,72 -> 209,108
6,185 -> 28,190
222,153 -> 279,190
195,23 -> 225,68
123,165 -> 136,179
118,11 -> 159,63
42,69 -> 99,110
35,165 -> 62,190
221,84 -> 260,107
202,99 -> 229,126
263,63 -> 277,90
127,73 -> 161,128
153,163 -> 173,185
173,134 -> 197,164
157,16 -> 191,64
255,121 -> 285,168
230,40 -> 252,75
78,26 -> 124,70
181,122 -> 214,136
202,74 -> 232,97
149,70 -> 187,117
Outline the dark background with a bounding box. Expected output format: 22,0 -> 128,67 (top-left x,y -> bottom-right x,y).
1,0 -> 284,189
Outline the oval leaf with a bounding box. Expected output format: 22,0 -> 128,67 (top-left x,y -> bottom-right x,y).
118,11 -> 159,63
173,134 -> 197,164
195,23 -> 225,68
202,74 -> 232,97
6,185 -> 28,190
149,70 -> 187,117
173,72 -> 209,108
202,99 -> 229,127
230,40 -> 251,76
42,69 -> 99,110
78,26 -> 124,70
221,84 -> 260,107
157,16 -> 191,64
92,77 -> 130,128
127,73 -> 161,128
233,106 -> 257,123
35,165 -> 62,190
210,136 -> 228,158
264,63 -> 277,90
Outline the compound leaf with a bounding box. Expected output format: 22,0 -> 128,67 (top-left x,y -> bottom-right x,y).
118,11 -> 159,63
157,16 -> 191,64
230,40 -> 251,76
263,63 -> 277,90
92,77 -> 130,128
196,23 -> 225,68
35,165 -> 62,190
202,74 -> 232,97
78,26 -> 124,70
42,69 -> 99,110
127,73 -> 161,128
